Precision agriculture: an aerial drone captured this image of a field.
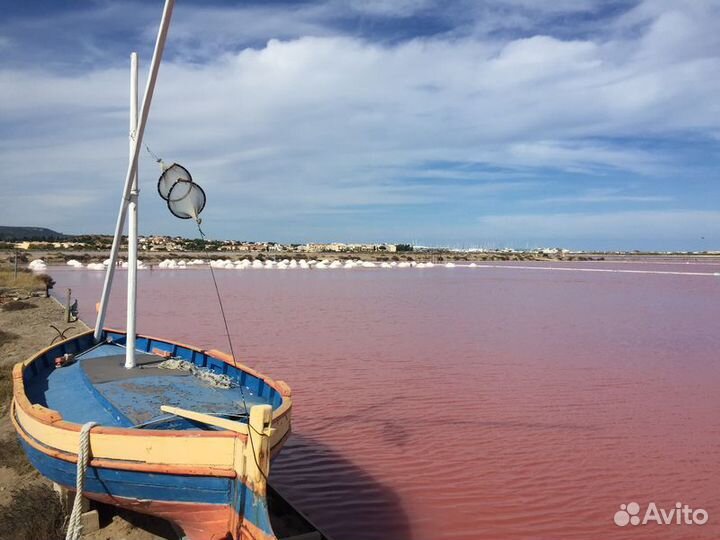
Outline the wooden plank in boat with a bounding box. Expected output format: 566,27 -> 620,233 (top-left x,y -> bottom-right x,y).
82,354 -> 190,384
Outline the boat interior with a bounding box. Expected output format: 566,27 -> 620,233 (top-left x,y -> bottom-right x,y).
23,330 -> 282,430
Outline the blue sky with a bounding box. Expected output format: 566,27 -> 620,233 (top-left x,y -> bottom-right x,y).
1,0 -> 719,250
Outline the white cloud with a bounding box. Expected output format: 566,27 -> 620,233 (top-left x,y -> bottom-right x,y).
347,0 -> 435,17
529,187 -> 672,205
502,141 -> 665,175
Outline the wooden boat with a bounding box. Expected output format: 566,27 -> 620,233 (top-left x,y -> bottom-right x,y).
12,329 -> 292,539
10,1 -> 307,538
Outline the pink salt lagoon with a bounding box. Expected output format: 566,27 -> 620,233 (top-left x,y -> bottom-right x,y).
50,261 -> 720,539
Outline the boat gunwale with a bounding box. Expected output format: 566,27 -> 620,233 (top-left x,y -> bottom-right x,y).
11,400 -> 238,478
13,328 -> 292,441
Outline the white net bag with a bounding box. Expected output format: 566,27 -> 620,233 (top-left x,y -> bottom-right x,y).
155,161 -> 207,222
167,179 -> 207,221
157,163 -> 193,201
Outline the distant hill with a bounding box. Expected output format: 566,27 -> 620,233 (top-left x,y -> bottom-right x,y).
0,226 -> 67,241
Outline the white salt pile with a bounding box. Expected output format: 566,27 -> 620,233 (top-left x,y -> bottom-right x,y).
28,259 -> 47,272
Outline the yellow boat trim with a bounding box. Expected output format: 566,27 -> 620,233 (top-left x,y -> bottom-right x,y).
15,399 -> 236,466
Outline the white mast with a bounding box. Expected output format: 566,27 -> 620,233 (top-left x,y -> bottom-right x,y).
93,0 -> 175,348
125,52 -> 139,369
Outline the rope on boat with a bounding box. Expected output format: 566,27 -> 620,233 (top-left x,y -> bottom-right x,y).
195,222 -> 270,484
145,143 -> 163,163
196,224 -> 243,374
65,421 -> 97,540
158,358 -> 235,389
49,324 -> 76,345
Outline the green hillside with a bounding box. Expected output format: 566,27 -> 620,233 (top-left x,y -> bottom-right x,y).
0,226 -> 66,241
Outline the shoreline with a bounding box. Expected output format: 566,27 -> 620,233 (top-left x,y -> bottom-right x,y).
6,249 -> 720,273
8,248 -> 720,266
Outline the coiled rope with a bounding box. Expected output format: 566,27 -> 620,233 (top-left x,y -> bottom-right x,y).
65,421 -> 97,540
158,358 -> 235,389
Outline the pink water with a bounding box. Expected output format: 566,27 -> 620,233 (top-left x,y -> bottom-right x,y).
51,263 -> 720,539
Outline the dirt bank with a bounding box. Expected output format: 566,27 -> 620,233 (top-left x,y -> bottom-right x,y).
0,289 -> 172,539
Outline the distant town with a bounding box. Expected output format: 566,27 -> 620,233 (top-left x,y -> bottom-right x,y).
9,236 -> 411,254
1,227 -> 718,259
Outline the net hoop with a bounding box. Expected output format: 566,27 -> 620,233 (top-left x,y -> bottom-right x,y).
166,179 -> 207,220
157,163 -> 193,201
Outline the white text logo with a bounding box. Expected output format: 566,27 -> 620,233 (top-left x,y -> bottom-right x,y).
614,502 -> 708,527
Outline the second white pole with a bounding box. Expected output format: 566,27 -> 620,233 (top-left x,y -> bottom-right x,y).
125,52 -> 139,369
93,0 -> 175,343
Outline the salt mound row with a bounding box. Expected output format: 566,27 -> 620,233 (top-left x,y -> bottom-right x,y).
193,258 -> 474,270
158,259 -> 185,269
121,261 -> 147,269
62,257 -> 484,271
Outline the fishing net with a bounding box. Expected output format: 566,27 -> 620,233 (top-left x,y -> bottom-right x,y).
157,162 -> 193,201
167,179 -> 206,220
156,161 -> 206,222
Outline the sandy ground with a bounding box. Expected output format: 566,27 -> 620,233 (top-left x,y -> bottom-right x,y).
0,291 -> 172,539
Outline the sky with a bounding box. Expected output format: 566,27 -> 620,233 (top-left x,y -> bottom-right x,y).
1,0 -> 719,250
